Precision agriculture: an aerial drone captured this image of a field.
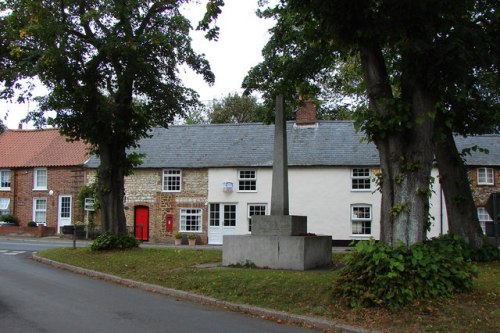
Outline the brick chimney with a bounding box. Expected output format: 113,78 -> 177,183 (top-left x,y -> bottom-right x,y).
295,99 -> 317,126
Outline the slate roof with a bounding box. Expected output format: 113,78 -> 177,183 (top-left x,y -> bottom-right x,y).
85,121 -> 500,169
0,129 -> 89,168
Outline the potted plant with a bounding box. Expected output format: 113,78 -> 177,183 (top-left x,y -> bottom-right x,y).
174,232 -> 183,246
27,221 -> 37,227
188,233 -> 197,246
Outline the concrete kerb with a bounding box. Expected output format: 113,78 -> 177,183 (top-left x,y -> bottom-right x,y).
31,254 -> 379,333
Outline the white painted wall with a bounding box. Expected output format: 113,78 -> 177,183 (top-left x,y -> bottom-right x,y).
209,166 -> 448,242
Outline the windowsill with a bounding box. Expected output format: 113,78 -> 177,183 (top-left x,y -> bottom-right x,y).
0,188 -> 11,191
351,189 -> 372,192
477,183 -> 494,186
179,231 -> 202,233
162,190 -> 181,193
33,189 -> 48,191
350,234 -> 372,238
237,191 -> 258,193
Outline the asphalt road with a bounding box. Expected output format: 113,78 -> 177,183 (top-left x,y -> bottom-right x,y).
0,239 -> 316,333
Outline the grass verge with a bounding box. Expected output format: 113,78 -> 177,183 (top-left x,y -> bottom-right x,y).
38,247 -> 500,333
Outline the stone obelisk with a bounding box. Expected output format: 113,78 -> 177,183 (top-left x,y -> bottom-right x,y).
222,95 -> 332,270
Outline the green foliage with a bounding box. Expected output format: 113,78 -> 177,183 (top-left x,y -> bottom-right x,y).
209,93 -> 269,124
188,233 -> 197,240
335,236 -> 478,309
90,232 -> 139,251
77,183 -> 99,210
174,232 -> 183,239
27,221 -> 37,227
0,214 -> 18,225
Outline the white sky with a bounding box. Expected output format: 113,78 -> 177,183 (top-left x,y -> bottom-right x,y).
0,0 -> 275,129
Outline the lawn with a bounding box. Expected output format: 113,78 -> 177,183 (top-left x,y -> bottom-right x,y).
38,247 -> 500,333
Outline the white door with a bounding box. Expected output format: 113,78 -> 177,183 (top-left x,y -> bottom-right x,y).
208,203 -> 237,245
57,195 -> 72,231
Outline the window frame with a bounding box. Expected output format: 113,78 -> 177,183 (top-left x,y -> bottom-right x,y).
179,208 -> 202,232
0,169 -> 11,190
477,167 -> 494,185
351,204 -> 372,236
33,198 -> 47,224
0,198 -> 10,215
162,169 -> 182,192
247,203 -> 267,232
351,167 -> 372,191
238,169 -> 257,192
34,168 -> 48,190
477,207 -> 493,234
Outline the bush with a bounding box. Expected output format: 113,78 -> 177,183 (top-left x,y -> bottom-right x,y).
27,221 -> 37,227
90,232 -> 140,251
334,236 -> 478,309
0,214 -> 19,225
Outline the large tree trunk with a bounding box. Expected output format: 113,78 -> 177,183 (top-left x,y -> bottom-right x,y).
433,118 -> 484,249
359,43 -> 435,246
97,141 -> 128,234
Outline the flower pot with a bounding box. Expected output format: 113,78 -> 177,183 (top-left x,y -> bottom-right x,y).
188,238 -> 196,246
174,238 -> 182,246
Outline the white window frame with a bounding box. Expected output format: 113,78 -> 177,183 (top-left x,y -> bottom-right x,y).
351,168 -> 371,191
477,207 -> 493,234
209,203 -> 238,228
351,204 -> 372,236
248,203 -> 267,232
34,168 -> 48,190
477,168 -> 494,185
0,169 -> 11,190
238,169 -> 257,192
179,208 -> 202,232
0,198 -> 10,215
162,169 -> 182,192
33,198 -> 47,224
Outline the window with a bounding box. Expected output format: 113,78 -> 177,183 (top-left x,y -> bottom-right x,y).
0,198 -> 10,215
477,168 -> 494,185
223,204 -> 236,226
351,204 -> 372,235
34,168 -> 48,190
209,203 -> 237,228
238,169 -> 256,192
351,168 -> 371,190
163,169 -> 181,192
179,208 -> 202,232
248,204 -> 267,232
0,170 -> 11,190
209,204 -> 220,227
477,207 -> 493,234
33,198 -> 47,224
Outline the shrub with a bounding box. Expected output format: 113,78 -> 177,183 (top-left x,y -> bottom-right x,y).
334,236 -> 478,309
90,232 -> 140,251
27,221 -> 37,227
0,214 -> 19,225
188,233 -> 197,240
174,233 -> 183,239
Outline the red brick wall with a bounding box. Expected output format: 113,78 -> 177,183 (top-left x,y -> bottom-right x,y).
296,100 -> 317,126
0,167 -> 85,230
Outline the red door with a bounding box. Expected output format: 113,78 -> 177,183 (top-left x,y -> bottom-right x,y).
135,206 -> 149,241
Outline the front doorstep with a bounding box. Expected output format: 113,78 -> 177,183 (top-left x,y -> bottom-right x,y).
222,235 -> 332,270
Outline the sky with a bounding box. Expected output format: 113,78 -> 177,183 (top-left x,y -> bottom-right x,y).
0,0 -> 276,129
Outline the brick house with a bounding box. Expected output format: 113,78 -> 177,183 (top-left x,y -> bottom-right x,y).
84,111 -> 499,245
0,129 -> 89,233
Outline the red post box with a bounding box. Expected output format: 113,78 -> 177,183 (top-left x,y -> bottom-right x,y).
165,214 -> 173,232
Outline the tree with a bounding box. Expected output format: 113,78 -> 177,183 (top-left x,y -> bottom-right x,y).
208,93 -> 269,124
245,0 -> 498,246
0,0 -> 222,234
0,119 -> 5,134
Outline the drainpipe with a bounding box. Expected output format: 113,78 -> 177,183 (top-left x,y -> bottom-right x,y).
440,183 -> 443,235
12,169 -> 17,217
